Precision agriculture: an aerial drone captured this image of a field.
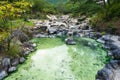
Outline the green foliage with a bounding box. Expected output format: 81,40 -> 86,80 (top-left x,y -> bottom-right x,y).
91,1 -> 120,34
0,1 -> 32,19
107,3 -> 120,18
77,3 -> 102,16
31,0 -> 45,12
101,31 -> 106,35
46,0 -> 68,4
6,43 -> 22,57
62,0 -> 102,16
29,0 -> 57,18
0,31 -> 10,43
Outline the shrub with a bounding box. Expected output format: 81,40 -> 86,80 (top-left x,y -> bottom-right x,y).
108,3 -> 120,18
6,43 -> 22,57
101,32 -> 106,35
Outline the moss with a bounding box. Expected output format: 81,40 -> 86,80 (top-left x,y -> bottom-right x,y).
30,38 -> 64,49
5,38 -> 108,80
68,38 -> 107,80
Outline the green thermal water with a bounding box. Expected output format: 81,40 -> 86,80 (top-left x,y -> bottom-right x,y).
5,38 -> 107,80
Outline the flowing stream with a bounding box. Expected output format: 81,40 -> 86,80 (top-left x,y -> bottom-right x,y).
5,38 -> 107,80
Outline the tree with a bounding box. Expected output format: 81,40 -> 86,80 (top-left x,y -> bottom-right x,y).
0,1 -> 32,50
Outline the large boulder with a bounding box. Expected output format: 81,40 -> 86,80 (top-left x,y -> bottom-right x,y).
107,43 -> 118,51
97,38 -> 105,44
11,58 -> 19,66
8,67 -> 17,73
48,27 -> 57,34
56,32 -> 63,37
111,48 -> 120,60
95,32 -> 102,39
118,37 -> 120,41
96,60 -> 120,80
73,31 -> 80,37
102,35 -> 113,42
0,71 -> 8,80
65,38 -> 76,45
19,57 -> 25,63
1,58 -> 11,69
40,26 -> 48,32
96,67 -> 114,80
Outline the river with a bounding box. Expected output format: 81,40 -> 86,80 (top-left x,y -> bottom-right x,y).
5,38 -> 107,80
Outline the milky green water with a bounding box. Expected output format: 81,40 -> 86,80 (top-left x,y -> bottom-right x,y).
5,38 -> 107,80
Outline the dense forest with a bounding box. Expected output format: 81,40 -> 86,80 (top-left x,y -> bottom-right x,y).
0,0 -> 120,80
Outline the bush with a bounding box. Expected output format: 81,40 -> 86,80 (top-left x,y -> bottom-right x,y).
6,43 -> 22,57
108,3 -> 120,18
0,19 -> 10,30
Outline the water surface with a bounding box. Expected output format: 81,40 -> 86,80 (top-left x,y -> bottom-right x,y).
5,38 -> 107,80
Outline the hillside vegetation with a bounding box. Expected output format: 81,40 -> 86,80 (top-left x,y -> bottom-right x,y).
0,0 -> 120,57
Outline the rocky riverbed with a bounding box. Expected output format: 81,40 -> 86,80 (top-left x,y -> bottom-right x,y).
4,38 -> 107,80
0,15 -> 120,80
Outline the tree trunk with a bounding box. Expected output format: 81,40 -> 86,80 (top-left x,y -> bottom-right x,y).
103,0 -> 109,21
107,0 -> 111,5
103,0 -> 106,6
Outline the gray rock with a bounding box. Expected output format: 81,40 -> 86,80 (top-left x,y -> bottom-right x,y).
48,27 -> 57,34
89,32 -> 96,38
19,57 -> 25,63
0,71 -> 8,80
78,16 -> 86,22
109,44 -> 118,51
65,38 -> 76,45
40,26 -> 48,32
49,35 -> 56,38
56,32 -> 63,37
8,67 -> 17,73
109,60 -> 120,69
96,60 -> 120,80
23,42 -> 32,47
102,44 -> 110,49
118,37 -> 120,41
29,47 -> 35,52
97,38 -> 105,44
111,48 -> 120,60
24,50 -> 31,55
73,32 -> 80,37
102,35 -> 113,42
2,58 -> 11,68
96,68 -> 113,80
11,58 -> 19,66
32,43 -> 37,47
34,34 -> 48,38
95,32 -> 102,39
